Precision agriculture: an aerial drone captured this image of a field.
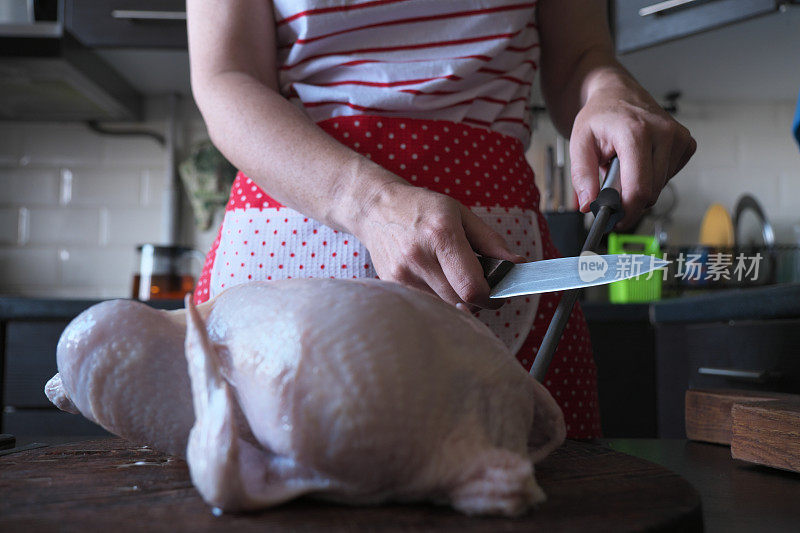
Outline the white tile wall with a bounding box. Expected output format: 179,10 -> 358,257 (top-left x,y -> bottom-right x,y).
668,101 -> 800,244
0,123 -> 24,165
103,130 -> 168,166
67,168 -> 143,207
59,246 -> 136,292
778,171 -> 800,212
105,207 -> 164,245
0,167 -> 60,205
527,100 -> 800,246
0,208 -> 19,244
141,168 -> 170,207
0,117 -> 172,298
0,248 -> 59,287
23,124 -> 105,167
27,208 -> 101,246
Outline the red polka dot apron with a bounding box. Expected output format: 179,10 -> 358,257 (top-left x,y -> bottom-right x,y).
195,116 -> 601,439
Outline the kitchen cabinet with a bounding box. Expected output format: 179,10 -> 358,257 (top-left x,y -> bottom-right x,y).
585,282 -> 800,438
655,317 -> 800,438
583,303 -> 658,438
65,0 -> 187,49
0,5 -> 144,121
4,321 -> 70,408
0,297 -> 182,437
1,317 -> 109,436
612,0 -> 783,53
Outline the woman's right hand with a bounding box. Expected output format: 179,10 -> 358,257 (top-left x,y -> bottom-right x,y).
353,180 -> 525,309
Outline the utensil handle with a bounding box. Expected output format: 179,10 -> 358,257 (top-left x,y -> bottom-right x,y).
589,157 -> 625,233
111,10 -> 186,21
697,367 -> 777,383
477,256 -> 514,289
639,0 -> 701,17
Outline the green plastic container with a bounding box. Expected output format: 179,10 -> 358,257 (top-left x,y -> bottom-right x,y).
607,233 -> 662,303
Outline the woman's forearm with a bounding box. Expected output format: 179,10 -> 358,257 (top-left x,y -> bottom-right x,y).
194,72 -> 404,235
537,0 -> 695,221
187,0 -> 404,235
543,50 -> 628,137
538,0 -> 631,138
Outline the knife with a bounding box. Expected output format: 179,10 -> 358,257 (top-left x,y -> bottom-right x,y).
480,157 -> 653,382
480,253 -> 669,298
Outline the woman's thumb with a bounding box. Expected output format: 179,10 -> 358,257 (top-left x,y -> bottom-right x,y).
569,133 -> 602,212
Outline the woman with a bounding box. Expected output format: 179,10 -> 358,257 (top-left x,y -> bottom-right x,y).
187,0 -> 696,439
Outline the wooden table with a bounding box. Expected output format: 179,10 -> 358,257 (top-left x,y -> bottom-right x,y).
0,438 -> 701,532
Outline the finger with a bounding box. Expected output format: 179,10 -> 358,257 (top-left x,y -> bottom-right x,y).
459,204 -> 525,263
373,261 -> 441,298
669,134 -> 697,179
432,226 -> 498,309
652,135 -> 673,197
415,259 -> 469,307
455,302 -> 472,314
616,133 -> 654,229
569,128 -> 602,212
403,273 -> 441,298
395,260 -> 473,309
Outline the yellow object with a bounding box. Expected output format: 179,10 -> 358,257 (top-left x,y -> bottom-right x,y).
699,203 -> 735,247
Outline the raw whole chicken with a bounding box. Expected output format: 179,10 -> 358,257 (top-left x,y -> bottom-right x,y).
46,279 -> 565,516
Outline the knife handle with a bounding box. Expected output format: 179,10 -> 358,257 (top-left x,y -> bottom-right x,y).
477,256 -> 515,289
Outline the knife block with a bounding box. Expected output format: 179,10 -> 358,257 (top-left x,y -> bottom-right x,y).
543,211 -> 587,258
685,389 -> 800,474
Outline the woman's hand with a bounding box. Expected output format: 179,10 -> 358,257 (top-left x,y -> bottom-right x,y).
353,181 -> 525,309
569,71 -> 696,228
538,1 -> 696,228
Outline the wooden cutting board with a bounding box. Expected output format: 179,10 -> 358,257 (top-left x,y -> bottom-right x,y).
686,389 -> 800,474
731,400 -> 800,473
0,438 -> 701,532
685,388 -> 797,445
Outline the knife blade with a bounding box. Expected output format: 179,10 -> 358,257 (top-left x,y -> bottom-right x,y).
482,254 -> 669,299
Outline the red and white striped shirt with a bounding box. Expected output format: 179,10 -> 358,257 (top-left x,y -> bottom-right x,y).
274,0 -> 539,144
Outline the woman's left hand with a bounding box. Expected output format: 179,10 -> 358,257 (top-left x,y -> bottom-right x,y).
569,75 -> 696,228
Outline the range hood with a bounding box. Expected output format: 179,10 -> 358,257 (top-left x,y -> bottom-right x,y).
0,2 -> 141,121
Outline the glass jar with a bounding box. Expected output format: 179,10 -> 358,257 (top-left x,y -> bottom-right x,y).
132,244 -> 202,301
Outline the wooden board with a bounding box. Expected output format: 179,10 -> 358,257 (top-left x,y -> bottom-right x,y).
685,389 -> 797,445
732,400 -> 800,474
0,438 -> 701,532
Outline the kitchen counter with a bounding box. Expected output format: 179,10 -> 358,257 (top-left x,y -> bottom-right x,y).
0,297 -> 183,320
651,283 -> 800,323
602,439 -> 800,533
582,282 -> 800,324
